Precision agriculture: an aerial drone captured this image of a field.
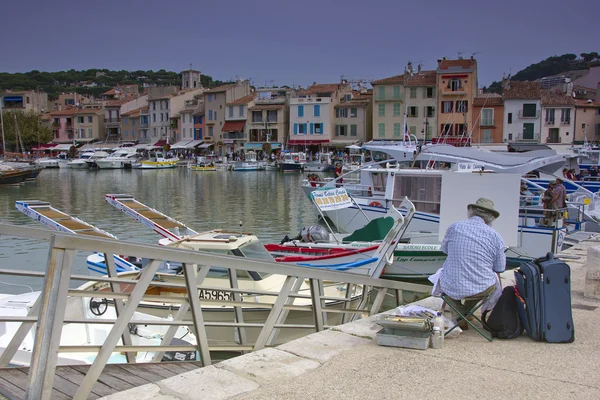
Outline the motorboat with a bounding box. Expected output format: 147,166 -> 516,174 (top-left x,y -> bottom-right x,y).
65,151 -> 104,169
341,153 -> 365,174
280,151 -> 306,172
304,152 -> 335,173
0,164 -> 42,185
103,194 -> 429,279
189,162 -> 217,172
232,150 -> 264,171
136,151 -> 178,169
0,291 -> 197,366
35,157 -> 60,169
95,149 -> 140,169
301,142 -> 577,268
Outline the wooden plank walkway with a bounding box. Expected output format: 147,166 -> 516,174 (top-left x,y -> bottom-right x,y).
0,361 -> 203,399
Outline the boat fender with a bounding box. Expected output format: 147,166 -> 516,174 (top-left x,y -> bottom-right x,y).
369,201 -> 383,208
89,298 -> 108,316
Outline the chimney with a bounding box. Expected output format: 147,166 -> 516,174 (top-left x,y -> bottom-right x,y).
407,61 -> 413,74
417,64 -> 422,73
437,59 -> 442,68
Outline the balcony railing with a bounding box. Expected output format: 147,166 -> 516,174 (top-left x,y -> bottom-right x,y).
561,119 -> 571,125
518,110 -> 540,118
545,119 -> 555,126
480,119 -> 495,127
105,118 -> 121,124
546,136 -> 562,144
223,132 -> 247,140
515,133 -> 540,143
254,97 -> 286,105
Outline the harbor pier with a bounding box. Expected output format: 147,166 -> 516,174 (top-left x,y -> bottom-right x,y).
102,235 -> 600,400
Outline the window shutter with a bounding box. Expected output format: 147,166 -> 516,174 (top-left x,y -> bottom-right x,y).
294,123 -> 298,134
310,123 -> 314,134
415,107 -> 418,118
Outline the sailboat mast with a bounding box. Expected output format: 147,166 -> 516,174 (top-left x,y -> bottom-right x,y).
0,100 -> 6,157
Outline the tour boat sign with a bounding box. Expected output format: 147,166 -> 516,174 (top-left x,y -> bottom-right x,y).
310,187 -> 352,211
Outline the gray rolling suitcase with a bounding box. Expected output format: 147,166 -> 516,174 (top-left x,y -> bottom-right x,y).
515,252 -> 574,343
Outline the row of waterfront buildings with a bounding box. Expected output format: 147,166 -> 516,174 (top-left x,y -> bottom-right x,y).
2,59 -> 600,155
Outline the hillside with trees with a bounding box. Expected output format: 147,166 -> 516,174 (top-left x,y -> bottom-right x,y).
0,69 -> 231,99
484,52 -> 599,93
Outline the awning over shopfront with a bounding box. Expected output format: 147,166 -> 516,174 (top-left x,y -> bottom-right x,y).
184,140 -> 203,149
222,121 -> 246,132
31,143 -> 58,151
288,139 -> 329,145
244,143 -> 264,150
51,143 -> 76,151
198,143 -> 214,149
170,140 -> 193,149
328,141 -> 358,148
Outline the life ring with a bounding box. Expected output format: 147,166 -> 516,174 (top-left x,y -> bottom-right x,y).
369,201 -> 383,208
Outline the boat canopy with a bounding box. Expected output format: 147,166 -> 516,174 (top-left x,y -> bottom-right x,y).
416,144 -> 566,175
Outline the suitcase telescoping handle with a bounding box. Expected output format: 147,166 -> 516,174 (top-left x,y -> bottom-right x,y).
534,252 -> 554,263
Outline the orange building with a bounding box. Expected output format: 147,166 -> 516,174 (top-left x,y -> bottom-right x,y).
472,94 -> 504,144
436,58 -> 478,145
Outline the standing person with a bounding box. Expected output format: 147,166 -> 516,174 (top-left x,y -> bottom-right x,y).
334,163 -> 343,185
552,178 -> 567,220
437,198 -> 505,328
542,182 -> 556,226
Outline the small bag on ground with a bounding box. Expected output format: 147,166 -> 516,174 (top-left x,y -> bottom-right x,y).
482,286 -> 524,339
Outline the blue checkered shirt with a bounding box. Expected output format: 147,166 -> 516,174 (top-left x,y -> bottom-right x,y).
439,216 -> 506,300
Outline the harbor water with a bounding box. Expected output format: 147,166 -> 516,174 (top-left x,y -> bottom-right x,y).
0,167 -> 321,294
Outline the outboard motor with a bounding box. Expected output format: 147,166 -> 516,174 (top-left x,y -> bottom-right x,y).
299,225 -> 329,243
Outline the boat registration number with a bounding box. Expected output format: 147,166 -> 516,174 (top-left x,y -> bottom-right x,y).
198,289 -> 239,301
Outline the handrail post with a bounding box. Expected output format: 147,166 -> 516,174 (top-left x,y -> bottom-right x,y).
370,287 -> 388,315
267,276 -> 304,346
254,276 -> 296,350
228,268 -> 247,348
104,252 -> 135,363
27,237 -> 74,400
73,259 -> 162,400
152,264 -> 210,362
309,278 -> 324,332
183,262 -> 212,366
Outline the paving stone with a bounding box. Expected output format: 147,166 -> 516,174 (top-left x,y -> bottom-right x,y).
216,348 -> 320,384
100,384 -> 173,400
276,329 -> 371,363
156,365 -> 259,400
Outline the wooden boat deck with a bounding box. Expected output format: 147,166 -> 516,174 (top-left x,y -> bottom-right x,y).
0,362 -> 203,399
115,199 -> 187,230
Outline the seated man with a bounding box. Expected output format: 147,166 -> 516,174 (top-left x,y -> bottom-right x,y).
438,198 -> 505,327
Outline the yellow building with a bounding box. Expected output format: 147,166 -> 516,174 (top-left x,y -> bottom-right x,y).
370,75 -> 404,140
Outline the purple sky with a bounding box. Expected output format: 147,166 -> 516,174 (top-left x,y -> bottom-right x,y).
2,0 -> 598,87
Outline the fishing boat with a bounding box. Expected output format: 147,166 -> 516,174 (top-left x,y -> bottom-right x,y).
0,169 -> 28,185
304,152 -> 335,172
189,162 -> 217,172
0,291 -> 198,366
280,151 -> 306,172
35,157 -> 61,169
302,143 -> 580,267
137,151 -> 178,169
95,148 -> 140,169
103,193 -> 427,278
232,150 -> 264,171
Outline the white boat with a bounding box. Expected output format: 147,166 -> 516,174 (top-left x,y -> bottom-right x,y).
35,157 -> 60,169
104,193 -> 424,278
232,150 -> 265,171
280,151 -> 306,172
342,153 -> 365,174
0,291 -> 197,366
65,151 -> 109,169
302,143 -> 576,268
304,152 -> 334,172
95,149 -> 140,169
136,151 -> 178,169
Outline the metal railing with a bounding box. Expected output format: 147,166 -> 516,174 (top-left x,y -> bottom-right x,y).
0,223 -> 430,400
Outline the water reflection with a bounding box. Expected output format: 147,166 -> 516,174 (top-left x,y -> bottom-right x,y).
0,168 -> 321,293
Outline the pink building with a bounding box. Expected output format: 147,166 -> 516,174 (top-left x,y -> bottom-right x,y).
49,108 -> 76,143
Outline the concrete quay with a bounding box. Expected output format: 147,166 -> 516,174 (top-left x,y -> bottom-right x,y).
103,236 -> 600,400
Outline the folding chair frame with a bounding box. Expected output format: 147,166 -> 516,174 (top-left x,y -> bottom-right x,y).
442,293 -> 493,342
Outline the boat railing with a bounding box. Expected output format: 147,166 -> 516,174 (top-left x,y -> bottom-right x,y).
0,223 -> 431,400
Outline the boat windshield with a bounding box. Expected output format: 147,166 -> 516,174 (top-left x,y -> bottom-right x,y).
235,241 -> 275,262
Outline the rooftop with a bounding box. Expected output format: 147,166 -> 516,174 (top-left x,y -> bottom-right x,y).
473,94 -> 503,107
404,70 -> 437,87
73,107 -> 103,115
49,107 -> 76,116
574,98 -> 600,108
370,75 -> 404,86
226,94 -> 255,106
298,83 -> 348,96
541,89 -> 575,106
437,58 -> 477,71
204,83 -> 238,94
503,81 -> 542,100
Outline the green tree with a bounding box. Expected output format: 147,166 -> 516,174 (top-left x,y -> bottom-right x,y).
1,111 -> 53,151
